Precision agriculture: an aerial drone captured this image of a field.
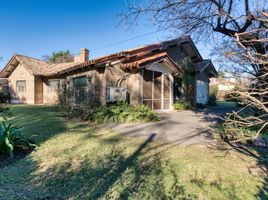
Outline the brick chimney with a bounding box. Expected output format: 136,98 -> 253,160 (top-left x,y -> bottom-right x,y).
74,48 -> 89,63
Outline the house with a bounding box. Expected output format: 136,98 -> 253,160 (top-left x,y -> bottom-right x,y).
210,75 -> 251,92
0,35 -> 218,110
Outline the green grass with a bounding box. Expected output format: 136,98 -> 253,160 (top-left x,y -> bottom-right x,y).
216,100 -> 238,108
0,105 -> 267,199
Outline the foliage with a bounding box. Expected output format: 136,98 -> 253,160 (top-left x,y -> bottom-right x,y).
0,122 -> 36,159
69,103 -> 159,123
208,92 -> 217,106
68,102 -> 96,121
1,105 -> 266,199
219,106 -> 268,143
181,69 -> 194,86
208,85 -> 218,106
216,122 -> 268,143
223,85 -> 243,106
47,50 -> 74,63
0,91 -> 10,103
195,103 -> 206,109
218,71 -> 225,78
207,95 -> 217,106
210,85 -> 218,97
173,101 -> 192,111
0,104 -> 12,120
123,1 -> 267,78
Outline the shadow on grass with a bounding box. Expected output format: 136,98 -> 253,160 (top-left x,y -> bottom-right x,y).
230,144 -> 268,200
8,105 -> 68,144
28,133 -> 196,200
4,105 -> 264,199
212,141 -> 268,199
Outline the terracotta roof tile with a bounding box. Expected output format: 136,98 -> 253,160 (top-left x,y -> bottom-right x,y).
1,35 -> 193,77
10,54 -> 83,76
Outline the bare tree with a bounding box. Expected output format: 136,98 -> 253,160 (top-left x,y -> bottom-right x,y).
221,12 -> 268,143
123,3 -> 268,142
122,0 -> 267,79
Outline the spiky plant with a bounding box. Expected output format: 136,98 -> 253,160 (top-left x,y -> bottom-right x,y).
0,122 -> 36,159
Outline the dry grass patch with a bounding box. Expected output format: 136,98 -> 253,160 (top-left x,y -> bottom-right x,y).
0,105 -> 267,199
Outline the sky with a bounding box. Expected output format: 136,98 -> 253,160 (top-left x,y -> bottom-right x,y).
0,0 -> 212,69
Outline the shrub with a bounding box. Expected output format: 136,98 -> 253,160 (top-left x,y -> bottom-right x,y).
91,103 -> 159,123
68,103 -> 159,123
173,101 -> 192,111
0,122 -> 36,159
216,123 -> 268,142
68,103 -> 95,121
0,104 -> 12,119
195,103 -> 206,108
210,85 -> 218,97
207,94 -> 217,106
208,85 -> 218,106
0,91 -> 10,103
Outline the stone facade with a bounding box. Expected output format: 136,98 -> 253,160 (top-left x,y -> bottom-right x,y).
6,52 -> 200,107
8,63 -> 35,104
2,36 -> 217,107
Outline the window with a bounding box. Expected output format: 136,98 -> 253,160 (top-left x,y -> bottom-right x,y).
73,76 -> 87,87
48,80 -> 59,93
73,76 -> 87,103
16,80 -> 26,93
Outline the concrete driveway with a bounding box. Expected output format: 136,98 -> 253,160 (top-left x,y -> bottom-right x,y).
107,106 -> 235,145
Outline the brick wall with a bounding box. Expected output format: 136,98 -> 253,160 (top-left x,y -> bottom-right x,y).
42,77 -> 64,104
104,64 -> 142,105
8,63 -> 35,104
65,69 -> 104,105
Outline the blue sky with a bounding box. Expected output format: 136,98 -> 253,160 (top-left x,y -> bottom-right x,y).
0,0 -> 212,69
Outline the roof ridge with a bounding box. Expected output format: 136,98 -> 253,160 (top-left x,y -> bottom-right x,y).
14,54 -> 77,66
14,54 -> 47,63
92,35 -> 190,61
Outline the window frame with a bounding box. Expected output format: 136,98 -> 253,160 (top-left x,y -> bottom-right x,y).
16,80 -> 26,93
72,76 -> 88,103
48,79 -> 60,93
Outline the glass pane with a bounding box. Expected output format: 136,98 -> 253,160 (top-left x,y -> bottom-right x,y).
73,76 -> 87,87
16,80 -> 26,92
48,80 -> 59,93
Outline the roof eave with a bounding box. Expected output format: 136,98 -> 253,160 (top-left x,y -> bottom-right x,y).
0,55 -> 20,78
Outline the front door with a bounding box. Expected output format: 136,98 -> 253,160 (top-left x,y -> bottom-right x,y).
143,69 -> 171,110
35,78 -> 43,104
196,80 -> 208,104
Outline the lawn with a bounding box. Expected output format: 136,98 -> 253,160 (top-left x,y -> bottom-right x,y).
216,100 -> 238,108
0,105 -> 267,199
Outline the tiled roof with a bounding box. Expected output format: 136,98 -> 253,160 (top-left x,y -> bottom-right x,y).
14,54 -> 80,76
0,35 -> 205,77
0,54 -> 82,77
57,36 -> 192,75
195,59 -> 212,72
195,59 -> 218,77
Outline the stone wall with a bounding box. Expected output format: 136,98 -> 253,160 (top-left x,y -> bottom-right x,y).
8,63 -> 35,104
104,64 -> 142,105
64,69 -> 104,105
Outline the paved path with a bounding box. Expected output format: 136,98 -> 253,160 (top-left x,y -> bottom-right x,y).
107,107 -> 235,145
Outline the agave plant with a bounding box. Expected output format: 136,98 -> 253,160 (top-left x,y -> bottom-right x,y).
0,122 -> 36,159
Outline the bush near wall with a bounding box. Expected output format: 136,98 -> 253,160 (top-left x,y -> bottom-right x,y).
173,101 -> 192,111
68,103 -> 159,123
208,85 -> 218,106
0,91 -> 10,103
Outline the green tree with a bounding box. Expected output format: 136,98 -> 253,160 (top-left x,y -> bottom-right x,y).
46,50 -> 74,63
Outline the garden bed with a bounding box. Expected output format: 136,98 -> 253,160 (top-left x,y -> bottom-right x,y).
0,147 -> 34,168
